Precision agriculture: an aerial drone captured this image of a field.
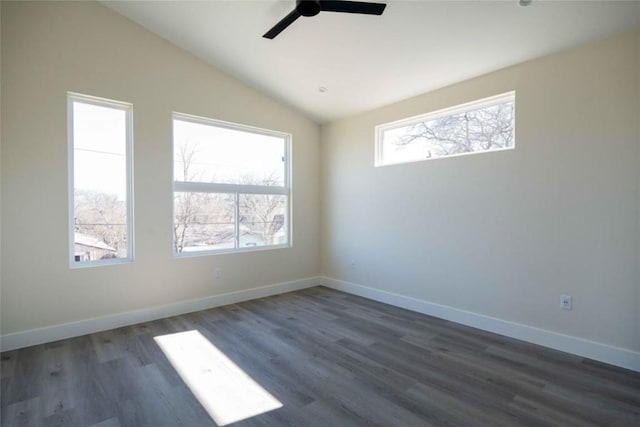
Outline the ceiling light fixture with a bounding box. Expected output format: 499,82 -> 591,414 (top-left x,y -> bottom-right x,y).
518,0 -> 533,6
319,86 -> 328,93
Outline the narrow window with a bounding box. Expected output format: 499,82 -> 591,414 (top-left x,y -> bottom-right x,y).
375,92 -> 515,166
68,93 -> 133,267
173,113 -> 290,256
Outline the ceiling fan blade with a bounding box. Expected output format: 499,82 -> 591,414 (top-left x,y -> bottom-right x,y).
263,9 -> 301,39
319,0 -> 386,15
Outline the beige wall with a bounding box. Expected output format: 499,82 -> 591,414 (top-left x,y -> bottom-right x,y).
0,2 -> 320,335
321,31 -> 640,352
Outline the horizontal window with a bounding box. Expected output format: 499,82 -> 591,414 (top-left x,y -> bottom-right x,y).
173,113 -> 291,256
375,92 -> 515,166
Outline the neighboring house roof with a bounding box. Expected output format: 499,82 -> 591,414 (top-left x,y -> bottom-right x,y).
74,232 -> 116,252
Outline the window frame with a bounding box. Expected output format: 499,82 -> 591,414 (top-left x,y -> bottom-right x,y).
375,91 -> 516,167
67,92 -> 135,268
172,112 -> 292,257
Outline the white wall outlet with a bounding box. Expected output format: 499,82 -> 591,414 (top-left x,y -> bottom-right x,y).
214,267 -> 222,279
350,259 -> 356,268
560,294 -> 572,310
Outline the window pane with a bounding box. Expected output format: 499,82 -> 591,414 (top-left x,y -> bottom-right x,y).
239,194 -> 287,248
174,192 -> 235,253
379,94 -> 514,165
72,100 -> 130,262
174,118 -> 286,186
172,114 -> 290,256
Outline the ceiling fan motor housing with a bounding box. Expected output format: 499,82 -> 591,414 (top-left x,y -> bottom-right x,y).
297,0 -> 321,17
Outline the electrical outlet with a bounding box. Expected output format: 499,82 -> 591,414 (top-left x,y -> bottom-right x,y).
350,259 -> 356,268
214,267 -> 222,279
560,294 -> 572,310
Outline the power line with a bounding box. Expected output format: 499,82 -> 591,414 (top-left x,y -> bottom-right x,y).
75,147 -> 125,157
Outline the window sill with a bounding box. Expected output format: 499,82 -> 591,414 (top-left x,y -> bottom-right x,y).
173,244 -> 291,259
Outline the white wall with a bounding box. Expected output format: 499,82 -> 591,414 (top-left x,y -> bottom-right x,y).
0,2 -> 320,336
321,31 -> 640,354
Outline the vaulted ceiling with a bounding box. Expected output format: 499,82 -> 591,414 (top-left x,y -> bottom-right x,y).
103,0 -> 640,123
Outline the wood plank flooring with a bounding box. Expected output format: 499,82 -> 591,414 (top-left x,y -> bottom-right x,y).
1,286 -> 639,426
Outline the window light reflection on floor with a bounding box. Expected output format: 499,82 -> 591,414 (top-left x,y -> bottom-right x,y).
154,330 -> 282,426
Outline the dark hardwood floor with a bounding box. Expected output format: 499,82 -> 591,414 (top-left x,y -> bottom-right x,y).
1,286 -> 639,426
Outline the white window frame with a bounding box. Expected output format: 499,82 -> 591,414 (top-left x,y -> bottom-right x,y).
172,112 -> 292,257
375,91 -> 516,167
67,92 -> 134,268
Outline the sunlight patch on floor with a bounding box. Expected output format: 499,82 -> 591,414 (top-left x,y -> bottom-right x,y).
154,330 -> 282,426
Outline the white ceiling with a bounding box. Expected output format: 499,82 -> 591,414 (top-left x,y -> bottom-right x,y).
102,0 -> 640,123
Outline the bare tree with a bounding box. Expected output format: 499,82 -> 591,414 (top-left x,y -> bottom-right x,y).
173,141 -> 206,253
173,141 -> 240,252
237,172 -> 286,246
173,141 -> 288,251
74,190 -> 127,252
175,192 -> 236,252
393,102 -> 514,158
174,192 -> 199,253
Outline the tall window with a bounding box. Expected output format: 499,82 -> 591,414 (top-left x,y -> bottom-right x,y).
173,113 -> 290,256
375,92 -> 515,166
68,93 -> 133,267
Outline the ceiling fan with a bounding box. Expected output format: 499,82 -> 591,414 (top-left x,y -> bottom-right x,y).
263,0 -> 387,39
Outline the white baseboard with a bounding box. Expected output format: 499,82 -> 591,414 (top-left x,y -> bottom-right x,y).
321,277 -> 640,372
0,276 -> 321,352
